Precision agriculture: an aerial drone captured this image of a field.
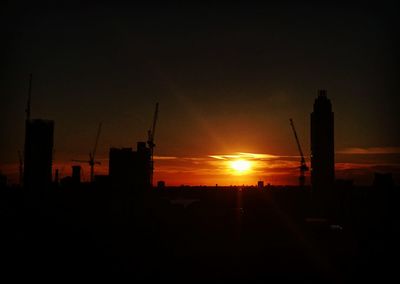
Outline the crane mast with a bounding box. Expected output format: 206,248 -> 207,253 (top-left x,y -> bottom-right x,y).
289,118 -> 309,187
147,103 -> 159,187
72,122 -> 102,183
89,122 -> 102,183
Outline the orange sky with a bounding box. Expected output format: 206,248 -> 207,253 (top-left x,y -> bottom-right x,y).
2,148 -> 399,186
1,2 -> 399,189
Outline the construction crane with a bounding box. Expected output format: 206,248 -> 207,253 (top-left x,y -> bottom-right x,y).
147,103 -> 159,187
289,118 -> 309,187
72,122 -> 102,183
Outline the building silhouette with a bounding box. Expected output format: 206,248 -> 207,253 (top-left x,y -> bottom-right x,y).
23,119 -> 54,190
0,172 -> 7,188
373,172 -> 394,188
310,90 -> 335,191
109,142 -> 151,189
54,168 -> 59,184
157,180 -> 166,189
72,165 -> 81,184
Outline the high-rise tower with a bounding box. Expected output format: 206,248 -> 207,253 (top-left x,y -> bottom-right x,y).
23,74 -> 54,190
311,90 -> 335,190
24,119 -> 54,189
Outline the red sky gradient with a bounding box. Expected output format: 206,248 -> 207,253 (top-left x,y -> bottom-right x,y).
2,147 -> 399,186
1,3 -> 399,189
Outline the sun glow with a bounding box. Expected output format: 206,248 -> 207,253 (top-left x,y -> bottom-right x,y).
230,160 -> 251,174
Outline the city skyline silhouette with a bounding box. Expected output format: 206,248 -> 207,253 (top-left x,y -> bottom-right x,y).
3,81 -> 398,187
1,2 -> 399,283
1,2 -> 399,187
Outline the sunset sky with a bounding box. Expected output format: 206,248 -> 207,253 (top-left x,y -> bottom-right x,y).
1,2 -> 399,186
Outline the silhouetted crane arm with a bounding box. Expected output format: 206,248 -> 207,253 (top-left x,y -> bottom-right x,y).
148,103 -> 159,148
92,122 -> 102,160
147,103 -> 159,188
289,118 -> 308,187
71,123 -> 102,183
289,118 -> 305,161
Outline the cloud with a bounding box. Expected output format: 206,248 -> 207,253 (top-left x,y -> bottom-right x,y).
154,156 -> 178,160
3,151 -> 399,186
209,152 -> 280,161
338,147 -> 400,154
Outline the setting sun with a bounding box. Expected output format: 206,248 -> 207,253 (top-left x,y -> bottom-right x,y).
230,160 -> 251,174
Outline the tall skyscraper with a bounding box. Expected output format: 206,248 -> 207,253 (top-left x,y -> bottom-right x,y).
311,90 -> 335,190
23,119 -> 54,189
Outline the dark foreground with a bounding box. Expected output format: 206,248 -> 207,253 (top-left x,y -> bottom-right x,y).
1,185 -> 399,282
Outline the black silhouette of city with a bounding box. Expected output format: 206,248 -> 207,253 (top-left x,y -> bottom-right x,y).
1,3 -> 399,283
1,83 -> 398,282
